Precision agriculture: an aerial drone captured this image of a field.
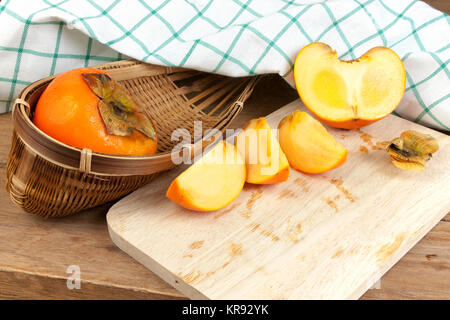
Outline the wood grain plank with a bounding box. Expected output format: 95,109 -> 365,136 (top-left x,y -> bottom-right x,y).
0,75 -> 296,300
107,100 -> 450,299
362,221 -> 450,299
0,74 -> 448,299
0,113 -> 183,298
0,268 -> 186,300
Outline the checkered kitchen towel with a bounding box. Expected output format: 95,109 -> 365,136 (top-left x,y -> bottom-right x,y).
0,0 -> 449,130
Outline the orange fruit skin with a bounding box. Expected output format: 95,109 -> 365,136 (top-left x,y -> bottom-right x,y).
290,149 -> 347,175
34,67 -> 157,155
166,177 -> 245,213
304,148 -> 347,174
166,141 -> 246,212
166,179 -> 203,212
306,113 -> 382,130
278,110 -> 348,174
255,167 -> 290,184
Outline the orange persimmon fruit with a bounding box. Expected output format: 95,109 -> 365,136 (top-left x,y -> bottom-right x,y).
166,141 -> 246,212
236,117 -> 289,184
278,110 -> 347,174
294,43 -> 406,129
34,67 -> 157,155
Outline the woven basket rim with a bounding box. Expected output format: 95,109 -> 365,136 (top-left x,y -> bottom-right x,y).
14,80 -> 179,161
12,59 -> 258,176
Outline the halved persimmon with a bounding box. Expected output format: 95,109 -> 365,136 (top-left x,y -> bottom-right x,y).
166,141 -> 246,212
294,43 -> 406,129
236,117 -> 289,184
34,67 -> 157,155
278,110 -> 347,174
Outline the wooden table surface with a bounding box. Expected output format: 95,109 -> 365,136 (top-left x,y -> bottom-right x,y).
0,0 -> 449,300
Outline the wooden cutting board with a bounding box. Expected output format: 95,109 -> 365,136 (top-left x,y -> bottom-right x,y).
107,100 -> 450,300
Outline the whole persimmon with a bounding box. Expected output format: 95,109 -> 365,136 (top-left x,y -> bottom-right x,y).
34,67 -> 157,155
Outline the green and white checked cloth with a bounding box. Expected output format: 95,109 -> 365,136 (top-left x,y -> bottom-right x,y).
1,0 -> 449,130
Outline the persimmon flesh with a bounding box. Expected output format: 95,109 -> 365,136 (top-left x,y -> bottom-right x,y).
166,141 -> 246,212
294,43 -> 406,129
236,117 -> 289,184
278,110 -> 347,174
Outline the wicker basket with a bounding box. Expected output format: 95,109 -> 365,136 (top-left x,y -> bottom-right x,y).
6,60 -> 258,218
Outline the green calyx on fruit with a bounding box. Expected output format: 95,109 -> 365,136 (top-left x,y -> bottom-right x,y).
82,73 -> 156,140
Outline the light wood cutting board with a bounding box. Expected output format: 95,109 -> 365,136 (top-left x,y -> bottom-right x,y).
107,100 -> 450,300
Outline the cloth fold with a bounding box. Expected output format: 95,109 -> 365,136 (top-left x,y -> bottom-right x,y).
0,0 -> 449,130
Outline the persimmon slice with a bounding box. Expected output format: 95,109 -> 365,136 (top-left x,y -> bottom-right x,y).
236,117 -> 289,184
294,43 -> 406,129
278,110 -> 347,174
166,141 -> 246,212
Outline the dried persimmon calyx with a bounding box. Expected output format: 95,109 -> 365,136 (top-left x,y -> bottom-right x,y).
97,100 -> 133,136
382,130 -> 439,172
82,73 -> 156,140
